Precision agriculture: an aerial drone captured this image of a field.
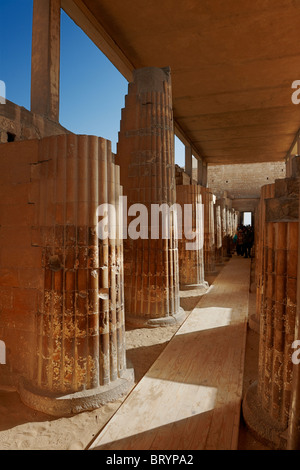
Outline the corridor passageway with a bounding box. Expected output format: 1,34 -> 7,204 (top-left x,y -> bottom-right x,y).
1,0 -> 300,452
89,256 -> 251,450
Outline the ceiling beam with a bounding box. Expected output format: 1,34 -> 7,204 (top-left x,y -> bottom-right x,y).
61,0 -> 134,81
62,0 -> 204,162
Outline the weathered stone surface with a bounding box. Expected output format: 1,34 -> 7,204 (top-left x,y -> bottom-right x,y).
265,196 -> 299,222
274,177 -> 299,199
201,187 -> 216,274
175,165 -> 191,186
244,177 -> 299,449
291,155 -> 300,179
254,183 -> 275,330
117,67 -> 184,326
176,184 -> 208,289
0,134 -> 133,415
31,0 -> 61,120
0,100 -> 70,142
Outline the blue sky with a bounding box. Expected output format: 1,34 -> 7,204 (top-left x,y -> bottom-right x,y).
0,0 -> 185,163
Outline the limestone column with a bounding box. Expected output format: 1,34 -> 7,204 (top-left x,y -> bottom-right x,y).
243,174 -> 299,449
117,67 -> 185,327
18,134 -> 134,416
202,163 -> 208,188
252,183 -> 275,332
185,145 -> 192,181
287,152 -> 300,449
231,209 -> 238,237
31,0 -> 61,121
214,203 -> 223,265
201,187 -> 216,275
176,184 -> 208,290
226,208 -> 231,256
229,208 -> 236,253
219,197 -> 232,260
197,159 -> 203,186
219,199 -> 228,259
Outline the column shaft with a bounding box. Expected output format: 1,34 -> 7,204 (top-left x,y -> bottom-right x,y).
117,67 -> 184,327
176,184 -> 207,289
18,134 -> 133,416
287,151 -> 300,449
202,164 -> 208,188
185,145 -> 192,180
214,203 -> 223,265
201,187 -> 216,274
31,0 -> 61,121
254,183 -> 275,329
243,175 -> 299,449
197,159 -> 203,185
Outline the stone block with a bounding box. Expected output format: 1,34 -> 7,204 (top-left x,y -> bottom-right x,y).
265,197 -> 299,222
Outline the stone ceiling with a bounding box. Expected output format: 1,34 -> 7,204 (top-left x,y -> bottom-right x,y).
62,0 -> 300,164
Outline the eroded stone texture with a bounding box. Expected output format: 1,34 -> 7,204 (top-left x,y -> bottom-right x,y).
31,0 -> 61,121
12,134 -> 134,415
243,175 -> 299,449
0,100 -> 70,142
254,183 -> 276,331
201,187 -> 216,274
117,67 -> 184,326
215,200 -> 238,264
230,208 -> 239,252
176,184 -> 207,289
0,139 -> 42,388
218,196 -> 234,260
214,202 -> 223,265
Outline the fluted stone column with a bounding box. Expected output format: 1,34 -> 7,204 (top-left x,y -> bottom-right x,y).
219,199 -> 228,259
227,207 -> 234,253
243,174 -> 299,449
219,197 -> 233,260
117,67 -> 185,327
214,203 -> 223,265
185,145 -> 192,180
201,187 -> 216,275
18,134 -> 134,416
176,184 -> 208,290
251,183 -> 275,332
229,208 -> 237,253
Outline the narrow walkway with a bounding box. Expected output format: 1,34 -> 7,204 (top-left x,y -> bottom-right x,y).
89,257 -> 251,450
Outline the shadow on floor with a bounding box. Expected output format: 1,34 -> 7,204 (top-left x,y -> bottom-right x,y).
0,389 -> 55,433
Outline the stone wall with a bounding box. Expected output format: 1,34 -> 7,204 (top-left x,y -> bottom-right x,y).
206,162 -> 286,200
0,139 -> 43,385
0,100 -> 70,143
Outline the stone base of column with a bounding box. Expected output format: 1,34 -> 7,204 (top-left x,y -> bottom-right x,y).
242,381 -> 288,450
18,369 -> 135,417
125,308 -> 186,328
180,281 -> 209,292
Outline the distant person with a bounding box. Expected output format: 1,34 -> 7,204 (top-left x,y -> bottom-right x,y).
243,226 -> 254,258
248,227 -> 254,258
233,231 -> 238,250
237,227 -> 244,256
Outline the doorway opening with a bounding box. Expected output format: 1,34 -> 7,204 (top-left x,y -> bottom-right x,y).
243,212 -> 252,226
